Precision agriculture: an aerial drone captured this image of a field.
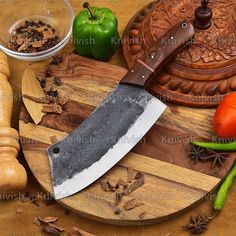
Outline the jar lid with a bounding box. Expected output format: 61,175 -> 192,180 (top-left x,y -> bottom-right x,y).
122,0 -> 236,107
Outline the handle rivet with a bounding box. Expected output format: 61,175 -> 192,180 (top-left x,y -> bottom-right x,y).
53,147 -> 60,154
182,22 -> 188,28
170,36 -> 174,40
131,70 -> 134,73
150,52 -> 156,59
142,75 -> 145,78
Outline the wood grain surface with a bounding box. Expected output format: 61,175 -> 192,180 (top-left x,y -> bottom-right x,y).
1,1 -> 236,235
19,54 -> 235,225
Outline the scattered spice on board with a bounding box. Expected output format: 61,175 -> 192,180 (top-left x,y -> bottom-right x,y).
39,216 -> 58,223
139,212 -> 146,219
188,145 -> 228,168
8,20 -> 60,53
183,213 -> 216,235
98,167 -> 146,217
47,89 -> 59,98
54,77 -> 62,86
99,180 -> 116,192
115,192 -> 123,205
33,217 -> 41,226
68,227 -> 95,236
123,199 -> 144,211
45,68 -> 52,78
57,95 -> 69,106
188,146 -> 206,163
23,94 -> 50,104
51,55 -> 63,65
203,149 -> 228,168
42,104 -> 62,114
127,167 -> 135,183
114,207 -> 121,215
16,207 -> 23,214
99,181 -> 111,192
124,175 -> 145,196
35,216 -> 65,236
134,171 -> 144,180
118,178 -> 128,189
42,224 -> 62,236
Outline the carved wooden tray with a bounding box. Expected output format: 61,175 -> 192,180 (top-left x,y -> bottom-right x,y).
122,0 -> 236,107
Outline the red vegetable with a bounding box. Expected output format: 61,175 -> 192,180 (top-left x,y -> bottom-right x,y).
213,93 -> 236,138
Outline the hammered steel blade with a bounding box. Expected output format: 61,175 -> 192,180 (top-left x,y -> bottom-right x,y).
48,84 -> 166,199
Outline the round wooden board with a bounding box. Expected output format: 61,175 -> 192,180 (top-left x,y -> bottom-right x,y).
19,54 -> 235,226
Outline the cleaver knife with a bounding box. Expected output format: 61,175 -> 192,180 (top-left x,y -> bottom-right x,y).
48,21 -> 195,199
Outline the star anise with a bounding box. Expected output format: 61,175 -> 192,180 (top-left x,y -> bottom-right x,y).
184,213 -> 209,235
203,149 -> 228,168
47,89 -> 58,98
188,146 -> 206,163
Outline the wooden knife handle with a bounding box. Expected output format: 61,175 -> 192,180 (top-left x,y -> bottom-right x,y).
120,21 -> 195,88
0,51 -> 27,193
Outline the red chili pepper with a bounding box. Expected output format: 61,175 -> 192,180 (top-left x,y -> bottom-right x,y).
213,93 -> 236,138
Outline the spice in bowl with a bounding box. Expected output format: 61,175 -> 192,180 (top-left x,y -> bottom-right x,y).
7,20 -> 61,53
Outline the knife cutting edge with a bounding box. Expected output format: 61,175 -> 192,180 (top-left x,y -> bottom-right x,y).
48,21 -> 195,199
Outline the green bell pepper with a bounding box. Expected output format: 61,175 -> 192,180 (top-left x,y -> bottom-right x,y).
73,2 -> 120,61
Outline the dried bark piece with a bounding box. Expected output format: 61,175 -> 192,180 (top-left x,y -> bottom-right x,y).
31,41 -> 45,48
16,207 -> 23,214
45,95 -> 57,103
115,183 -> 119,189
33,217 -> 41,226
54,77 -> 62,86
123,199 -> 144,211
123,199 -> 137,211
23,94 -> 50,104
43,30 -> 56,40
42,104 -> 62,114
18,41 -> 30,52
139,212 -> 146,219
16,37 -> 25,46
106,181 -> 116,192
42,224 -> 62,235
114,208 -> 121,215
99,181 -> 110,192
68,227 -> 95,236
56,96 -> 69,106
118,178 -> 128,189
50,135 -> 58,144
115,192 -> 123,205
99,181 -> 116,192
43,82 -> 53,93
42,217 -> 58,223
48,223 -> 65,232
124,176 -> 145,196
127,167 -> 135,183
134,172 -> 144,180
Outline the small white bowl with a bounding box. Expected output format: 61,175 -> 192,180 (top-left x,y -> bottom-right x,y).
0,0 -> 74,61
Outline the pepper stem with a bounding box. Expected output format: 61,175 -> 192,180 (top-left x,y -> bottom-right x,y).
83,2 -> 97,20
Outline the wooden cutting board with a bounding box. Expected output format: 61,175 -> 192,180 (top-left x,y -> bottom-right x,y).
19,54 -> 235,226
